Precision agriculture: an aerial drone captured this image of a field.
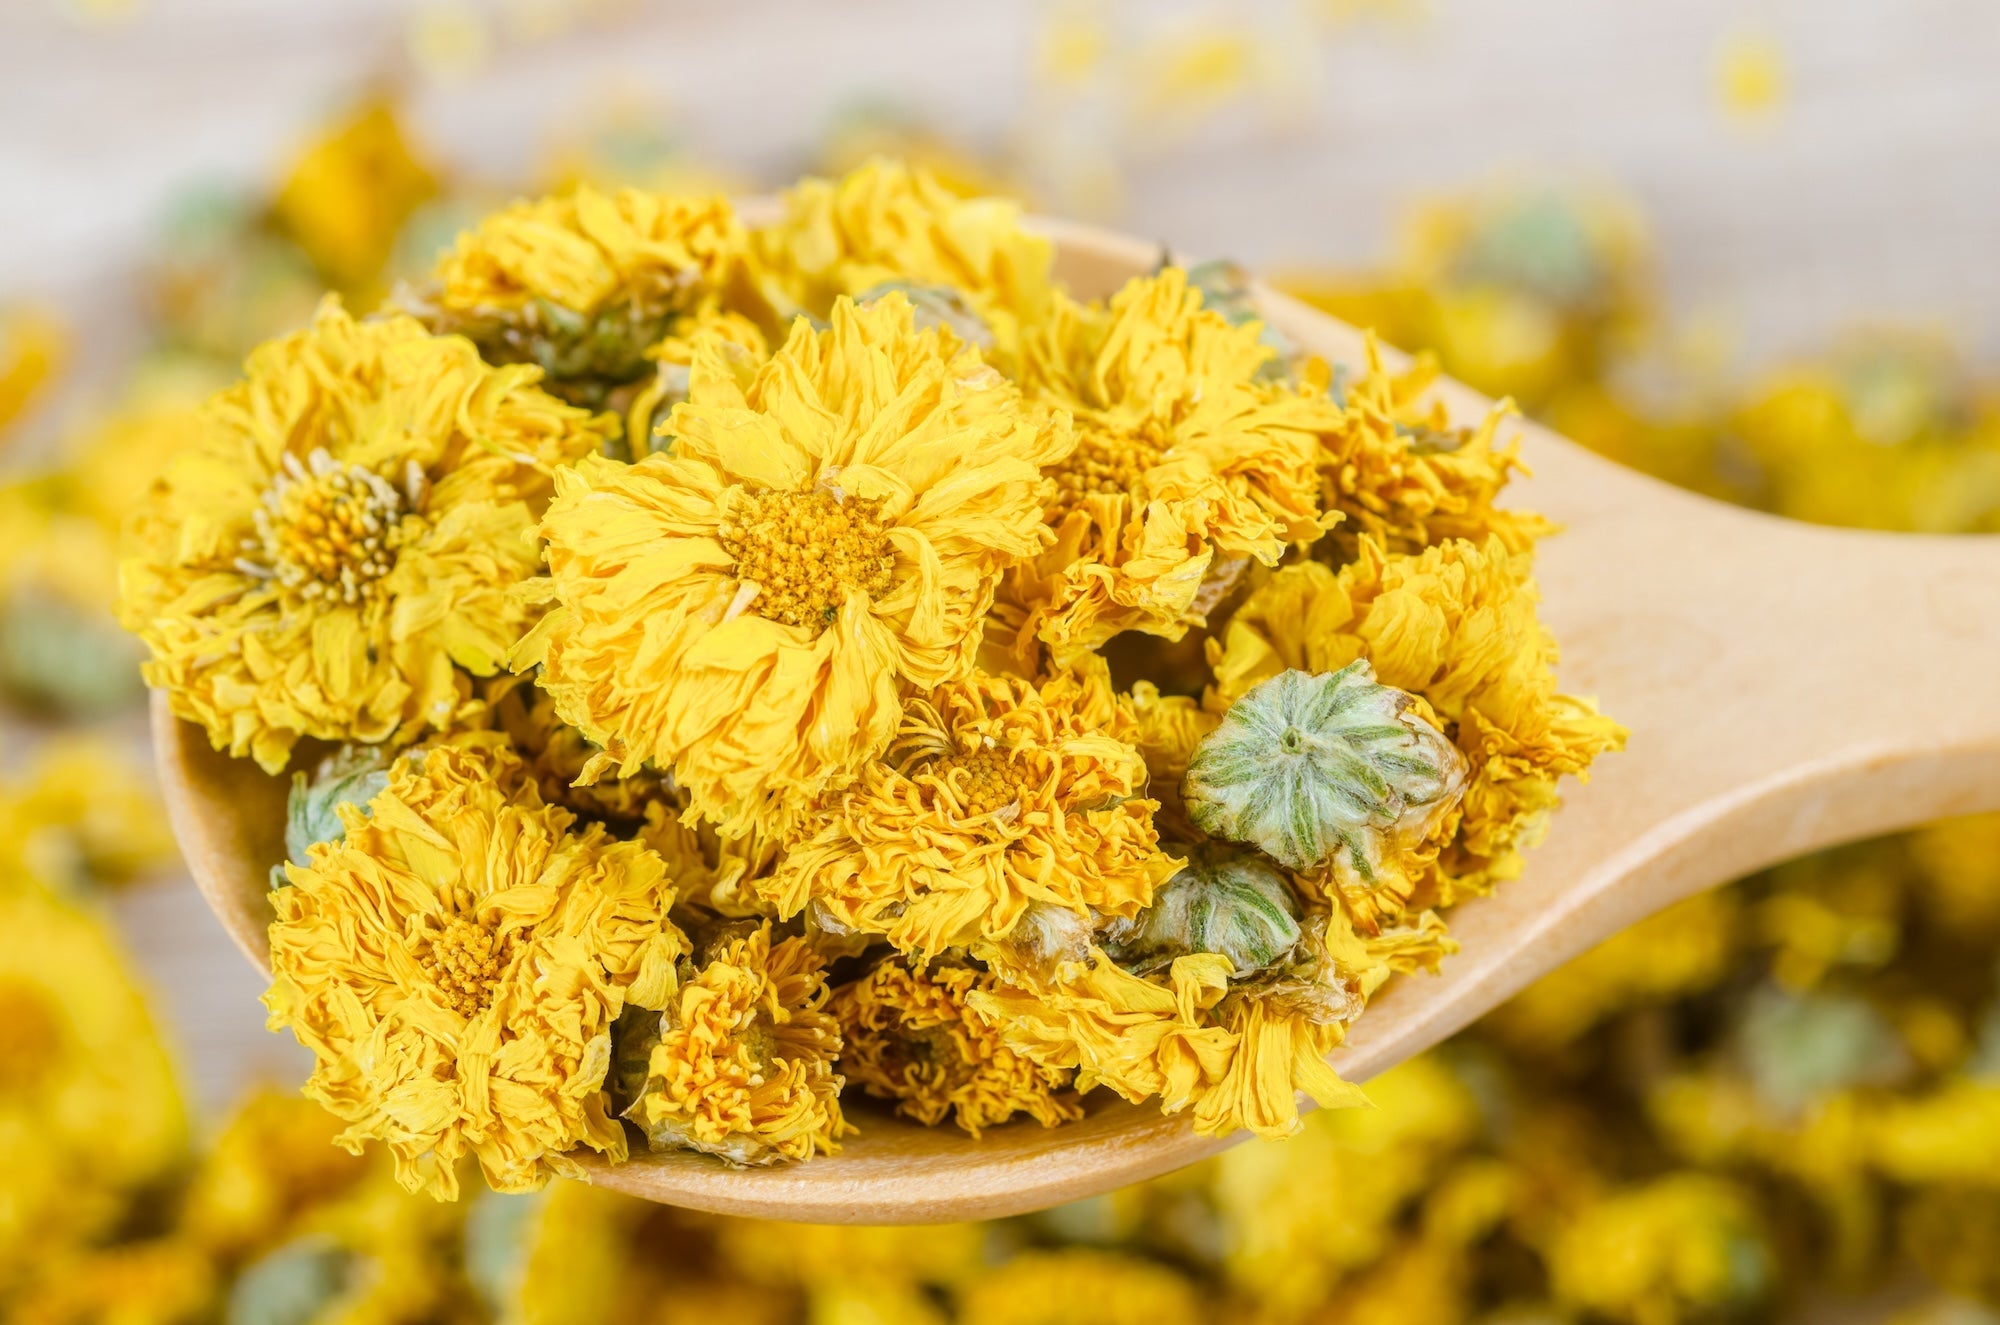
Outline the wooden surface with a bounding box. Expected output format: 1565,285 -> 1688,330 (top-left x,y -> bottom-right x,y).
154,216 -> 2000,1224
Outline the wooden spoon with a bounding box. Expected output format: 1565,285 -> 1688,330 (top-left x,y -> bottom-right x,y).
155,215 -> 2000,1225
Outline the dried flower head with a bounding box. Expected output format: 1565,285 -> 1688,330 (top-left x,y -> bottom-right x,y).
767,666 -> 1178,957
752,157 -> 1053,371
264,739 -> 686,1199
1183,662 -> 1466,880
1000,268 -> 1330,667
518,294 -> 1068,835
119,301 -> 613,772
416,186 -> 749,398
834,958 -> 1081,1135
620,922 -> 847,1165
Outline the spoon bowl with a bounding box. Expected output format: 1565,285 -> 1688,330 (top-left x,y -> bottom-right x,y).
156,216 -> 2000,1224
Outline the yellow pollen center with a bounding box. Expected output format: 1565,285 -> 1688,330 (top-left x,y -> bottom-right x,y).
717,488 -> 897,633
928,746 -> 1030,819
242,448 -> 420,605
419,914 -> 513,1019
1046,430 -> 1161,523
0,978 -> 64,1093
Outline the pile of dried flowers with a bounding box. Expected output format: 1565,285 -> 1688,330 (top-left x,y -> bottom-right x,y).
116,159 -> 1621,1197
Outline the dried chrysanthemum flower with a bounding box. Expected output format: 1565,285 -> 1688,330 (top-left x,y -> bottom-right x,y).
619,922 -> 847,1165
751,157 -> 1053,372
834,958 -> 1081,1135
1207,540 -> 1625,909
0,735 -> 177,894
766,666 -> 1178,957
0,887 -> 187,1294
411,186 -> 750,402
119,301 -> 613,773
999,268 -> 1330,668
1183,662 -> 1465,882
969,938 -> 1368,1140
179,1089 -> 366,1264
264,739 -> 687,1199
1546,1176 -> 1773,1325
518,294 -> 1068,835
479,673 -> 669,825
621,305 -> 770,459
1103,841 -> 1302,980
1313,339 -> 1552,560
954,1248 -> 1208,1325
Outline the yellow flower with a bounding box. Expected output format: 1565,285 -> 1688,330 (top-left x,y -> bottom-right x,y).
9,1238 -> 217,1325
419,186 -> 751,399
179,1088 -> 369,1265
1000,268 -> 1330,668
833,958 -> 1082,1135
1545,1176 -> 1772,1324
955,1249 -> 1207,1325
0,735 -> 176,893
623,922 -> 847,1165
712,1211 -> 985,1304
751,158 -> 1054,372
1203,1055 -> 1481,1320
480,673 -> 668,825
766,667 -> 1177,957
621,306 -> 771,459
1207,538 -> 1625,914
264,739 -> 687,1199
518,294 -> 1068,835
0,303 -> 68,438
1314,339 -> 1551,561
119,301 -> 612,773
271,97 -> 438,297
968,938 -> 1367,1140
0,887 -> 187,1293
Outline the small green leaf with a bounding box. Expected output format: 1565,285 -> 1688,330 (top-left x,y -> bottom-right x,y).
1104,842 -> 1301,979
273,745 -> 391,887
1182,662 -> 1465,877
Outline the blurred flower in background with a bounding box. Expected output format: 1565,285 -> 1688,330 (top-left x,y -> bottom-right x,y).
5,2 -> 2000,1321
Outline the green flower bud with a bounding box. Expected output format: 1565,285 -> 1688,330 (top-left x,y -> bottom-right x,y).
272,745 -> 391,887
227,1236 -> 352,1325
859,282 -> 995,352
1182,662 -> 1465,878
1104,842 -> 1300,979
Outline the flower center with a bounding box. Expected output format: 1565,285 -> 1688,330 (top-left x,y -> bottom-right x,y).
242,449 -> 420,605
419,914 -> 513,1019
717,488 -> 897,633
927,745 -> 1030,819
1046,430 -> 1161,523
0,978 -> 64,1094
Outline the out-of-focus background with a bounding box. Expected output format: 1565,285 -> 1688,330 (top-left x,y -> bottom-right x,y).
4,3 -> 2000,1323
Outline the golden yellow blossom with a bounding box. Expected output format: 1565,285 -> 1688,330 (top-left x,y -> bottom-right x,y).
713,1211 -> 985,1305
10,1238 -> 217,1325
180,1088 -> 367,1264
419,186 -> 751,398
834,958 -> 1082,1135
623,923 -> 847,1165
119,301 -> 611,773
970,939 -> 1367,1140
264,740 -> 687,1199
955,1249 -> 1207,1325
1208,538 -> 1625,911
751,158 -> 1054,371
0,735 -> 176,893
1314,339 -> 1551,559
1545,1176 -> 1772,1324
0,887 -> 187,1293
272,98 -> 438,296
621,306 -> 771,458
766,667 -> 1176,956
519,294 -> 1067,834
1002,268 -> 1329,667
1206,1055 -> 1482,1320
